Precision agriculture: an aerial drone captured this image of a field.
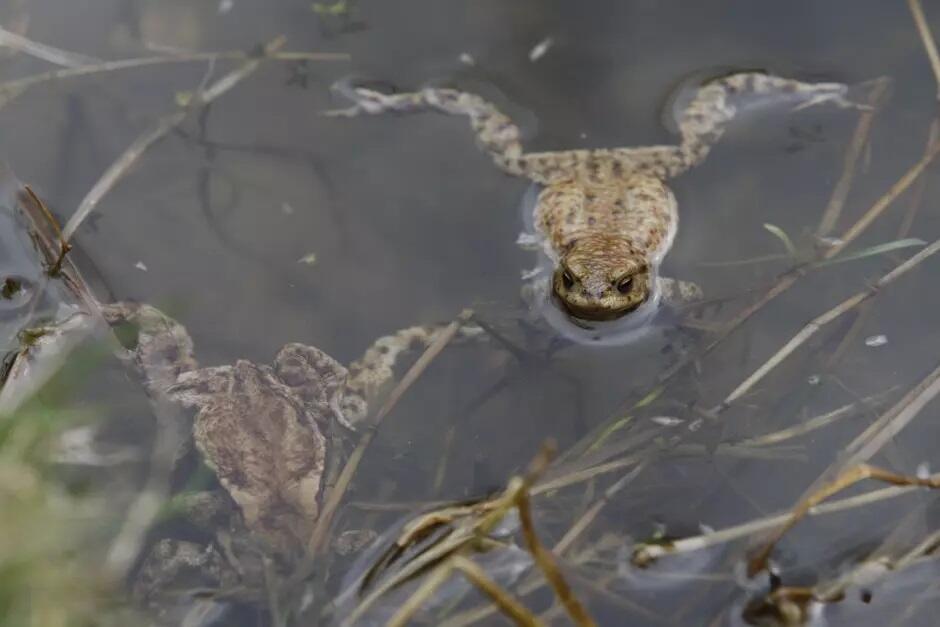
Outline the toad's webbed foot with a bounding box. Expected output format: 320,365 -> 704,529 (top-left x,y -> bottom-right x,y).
657,277 -> 703,307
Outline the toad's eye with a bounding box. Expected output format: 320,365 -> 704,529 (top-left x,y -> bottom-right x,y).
616,276 -> 633,294
561,270 -> 575,289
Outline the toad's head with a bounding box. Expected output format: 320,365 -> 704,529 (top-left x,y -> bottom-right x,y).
552,234 -> 652,321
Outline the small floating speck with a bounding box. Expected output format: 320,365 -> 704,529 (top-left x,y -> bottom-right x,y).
698,523 -> 715,535
218,0 -> 234,14
864,334 -> 888,347
917,462 -> 930,479
134,261 -> 148,272
650,416 -> 684,427
528,37 -> 553,62
579,132 -> 588,139
297,253 -> 317,266
281,202 -> 295,215
458,52 -> 475,66
807,374 -> 820,385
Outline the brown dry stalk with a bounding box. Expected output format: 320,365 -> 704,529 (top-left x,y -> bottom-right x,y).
631,480 -> 925,567
816,78 -> 890,237
826,141 -> 940,259
451,556 -> 543,627
516,487 -> 597,627
385,559 -> 457,627
909,0 -> 940,99
748,465 -> 940,576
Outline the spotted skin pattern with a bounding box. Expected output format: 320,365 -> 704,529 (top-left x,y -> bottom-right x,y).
331,72 -> 859,321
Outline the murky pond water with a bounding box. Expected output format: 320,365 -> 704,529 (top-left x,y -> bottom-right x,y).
3,1 -> 940,625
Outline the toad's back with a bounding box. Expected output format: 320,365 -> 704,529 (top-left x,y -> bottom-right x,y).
534,175 -> 676,264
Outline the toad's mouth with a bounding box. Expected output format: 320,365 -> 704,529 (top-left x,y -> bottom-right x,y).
553,293 -> 644,322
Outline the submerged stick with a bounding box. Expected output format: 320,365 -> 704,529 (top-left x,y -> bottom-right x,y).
61,36 -> 291,241
0,24 -> 99,67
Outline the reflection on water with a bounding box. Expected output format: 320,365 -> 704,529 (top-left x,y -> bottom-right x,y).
3,0 -> 940,625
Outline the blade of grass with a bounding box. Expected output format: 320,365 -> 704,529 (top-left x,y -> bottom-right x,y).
812,238 -> 925,267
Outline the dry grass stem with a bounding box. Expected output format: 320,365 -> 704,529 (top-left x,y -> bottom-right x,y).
898,116 -> 940,239
816,77 -> 890,237
0,48 -> 347,108
719,239 -> 940,410
841,361 -> 940,467
552,462 -> 648,556
826,141 -> 940,259
632,480 -> 928,566
909,0 -> 940,99
736,391 -> 896,447
340,443 -> 563,626
748,466 -> 940,576
62,37 -> 288,241
385,560 -> 458,627
0,24 -> 99,67
451,556 -> 543,626
733,361 -> 940,577
811,528 -> 940,603
307,310 -> 472,557
516,487 -> 597,627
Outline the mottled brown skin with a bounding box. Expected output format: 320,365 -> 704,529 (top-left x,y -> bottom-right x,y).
170,353 -> 333,555
102,302 -> 470,561
537,177 -> 675,319
331,72 -> 860,321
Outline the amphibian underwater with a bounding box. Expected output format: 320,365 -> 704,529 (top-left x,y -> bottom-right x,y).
330,72 -> 863,344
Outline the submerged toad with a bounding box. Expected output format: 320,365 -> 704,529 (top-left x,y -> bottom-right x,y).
330,72 -> 864,341
103,302 -> 463,559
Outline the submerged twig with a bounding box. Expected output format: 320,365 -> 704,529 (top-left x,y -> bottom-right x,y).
0,24 -> 99,68
0,48 -> 347,108
61,37 -> 288,241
